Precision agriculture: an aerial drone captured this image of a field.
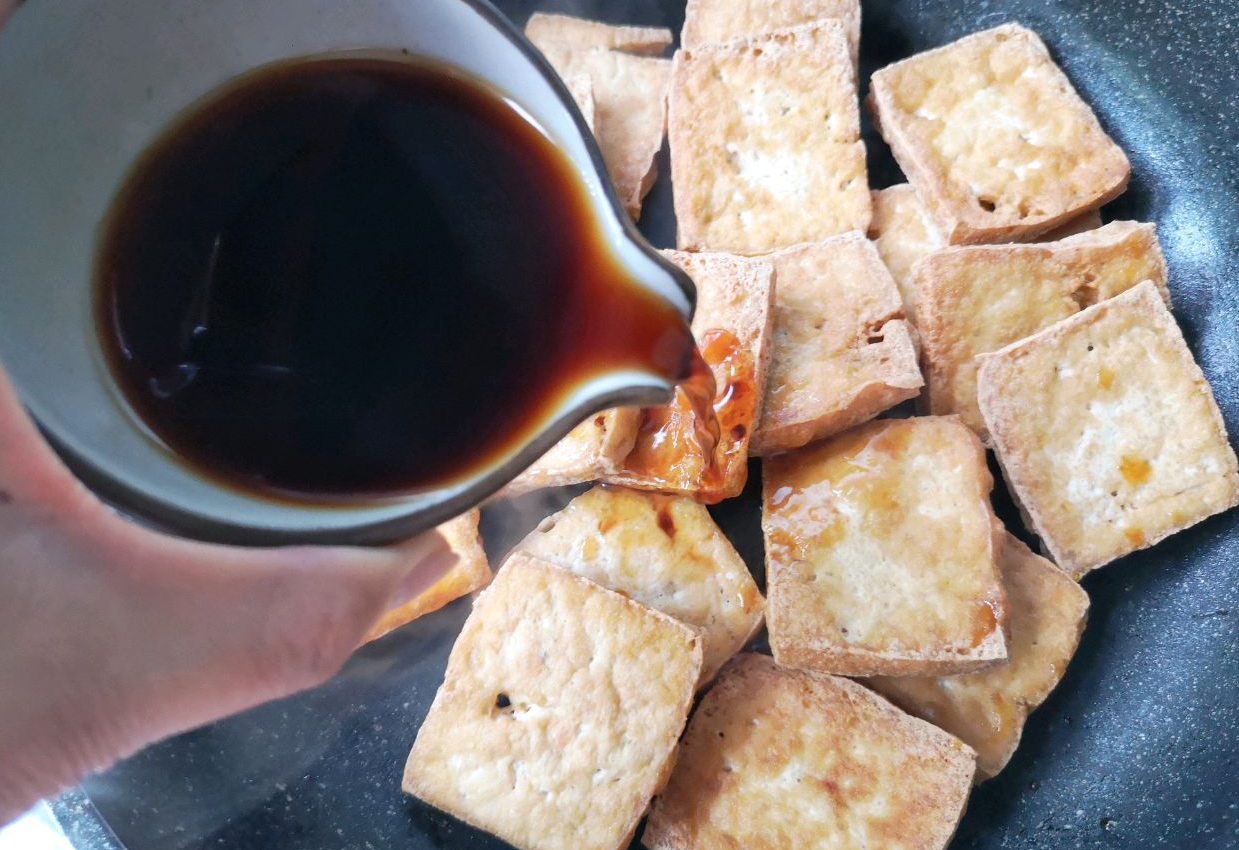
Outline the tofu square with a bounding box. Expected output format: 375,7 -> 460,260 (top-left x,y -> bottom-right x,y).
915,221 -> 1168,440
365,509 -> 491,640
867,533 -> 1089,780
515,485 -> 764,687
403,552 -> 703,850
868,24 -> 1129,244
525,13 -> 673,57
497,408 -> 641,499
605,250 -> 775,502
669,21 -> 870,253
680,0 -> 860,64
868,183 -> 948,318
869,183 -> 1104,318
977,280 -> 1239,577
750,233 -> 923,455
528,35 -> 671,220
643,653 -> 976,850
763,416 -> 1009,676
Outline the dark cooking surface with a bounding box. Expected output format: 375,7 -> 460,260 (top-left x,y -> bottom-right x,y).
76,0 -> 1239,848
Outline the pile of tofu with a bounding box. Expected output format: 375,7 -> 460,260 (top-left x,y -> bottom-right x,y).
382,4 -> 1239,849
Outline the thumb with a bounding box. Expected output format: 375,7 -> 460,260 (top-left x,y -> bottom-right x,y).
70,521 -> 457,776
1,510 -> 458,820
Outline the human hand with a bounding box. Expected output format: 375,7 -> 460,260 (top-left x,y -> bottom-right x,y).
0,366 -> 457,823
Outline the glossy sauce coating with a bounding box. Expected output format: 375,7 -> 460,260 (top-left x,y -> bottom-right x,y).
621,329 -> 756,503
763,418 -> 1007,668
94,56 -> 693,499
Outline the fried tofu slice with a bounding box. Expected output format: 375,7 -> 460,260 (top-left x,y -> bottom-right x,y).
680,0 -> 861,64
565,73 -> 596,132
527,37 -> 671,220
915,221 -> 1169,440
869,184 -> 1104,316
605,251 -> 775,502
868,24 -> 1129,244
497,408 -> 642,499
514,486 -> 763,686
763,417 -> 1008,676
669,21 -> 870,253
1043,208 -> 1103,240
643,653 -> 976,850
978,281 -> 1239,578
867,533 -> 1089,781
404,553 -> 702,850
365,510 -> 490,641
525,12 -> 673,57
869,183 -> 948,317
750,233 -> 922,455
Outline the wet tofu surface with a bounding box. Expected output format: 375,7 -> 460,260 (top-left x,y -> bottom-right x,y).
606,251 -> 774,501
867,533 -> 1089,780
763,417 -> 1008,676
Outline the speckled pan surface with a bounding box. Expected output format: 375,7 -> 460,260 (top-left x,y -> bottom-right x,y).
74,0 -> 1239,848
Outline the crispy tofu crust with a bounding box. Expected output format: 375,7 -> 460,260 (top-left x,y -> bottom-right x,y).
867,533 -> 1089,781
403,553 -> 703,850
669,21 -> 870,253
529,40 -> 671,220
605,251 -> 775,500
497,408 -> 642,499
680,0 -> 860,64
643,653 -> 976,850
525,12 -> 673,57
868,24 -> 1129,244
977,280 -> 1239,577
915,220 -> 1169,440
514,486 -> 764,686
750,233 -> 923,455
763,417 -> 1009,676
365,510 -> 490,641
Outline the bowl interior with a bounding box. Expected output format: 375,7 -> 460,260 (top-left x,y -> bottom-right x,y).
0,0 -> 684,542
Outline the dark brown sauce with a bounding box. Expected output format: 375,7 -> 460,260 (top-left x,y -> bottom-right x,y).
94,55 -> 697,500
